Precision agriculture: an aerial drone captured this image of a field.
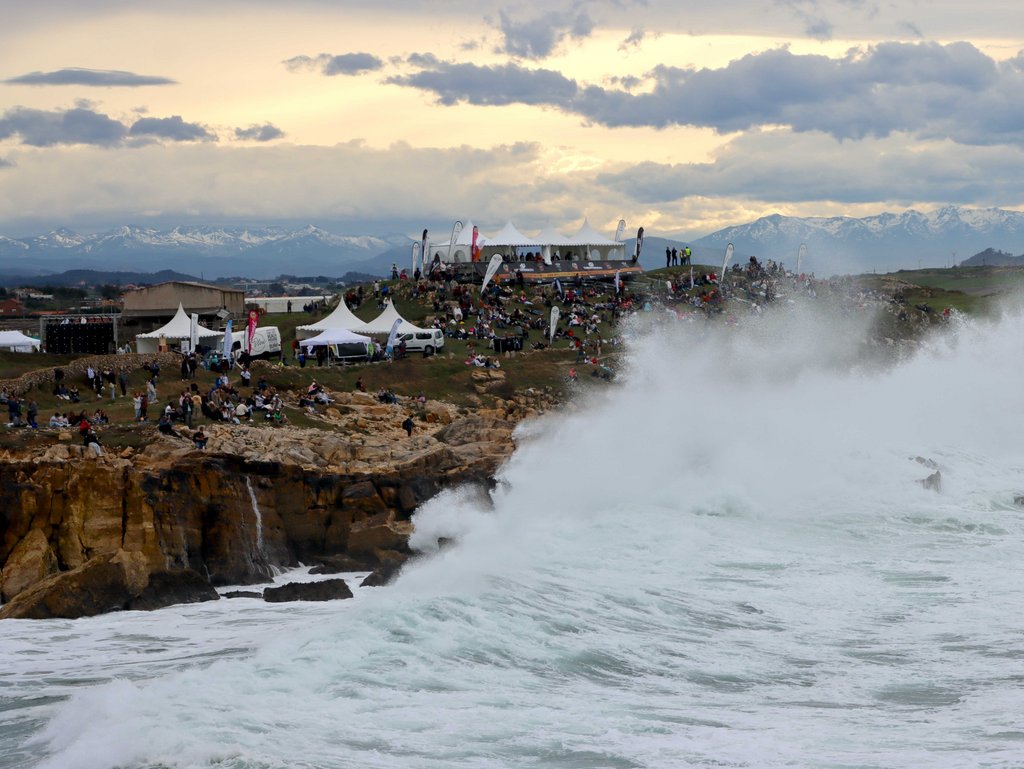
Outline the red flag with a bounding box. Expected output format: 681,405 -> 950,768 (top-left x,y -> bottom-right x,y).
247,309 -> 259,354
471,226 -> 481,262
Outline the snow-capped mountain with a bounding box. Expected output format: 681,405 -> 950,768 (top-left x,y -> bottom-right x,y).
689,206 -> 1024,274
0,225 -> 409,278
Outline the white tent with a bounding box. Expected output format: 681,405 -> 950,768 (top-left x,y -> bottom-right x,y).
433,220 -> 487,264
301,328 -> 372,349
0,330 -> 41,352
485,220 -> 541,248
296,296 -> 372,339
135,304 -> 221,353
361,300 -> 427,335
533,225 -> 577,264
569,218 -> 627,260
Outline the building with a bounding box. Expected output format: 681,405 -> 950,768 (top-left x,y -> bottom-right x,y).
0,298 -> 25,316
122,281 -> 245,322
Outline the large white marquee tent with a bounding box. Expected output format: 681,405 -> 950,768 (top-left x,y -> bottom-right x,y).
135,304 -> 221,353
0,330 -> 41,352
428,218 -> 628,265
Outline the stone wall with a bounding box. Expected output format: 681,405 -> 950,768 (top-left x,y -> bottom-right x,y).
0,352 -> 182,397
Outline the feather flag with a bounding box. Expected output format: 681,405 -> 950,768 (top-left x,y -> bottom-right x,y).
222,319 -> 233,365
634,227 -> 644,261
721,243 -> 734,282
447,221 -> 463,264
554,278 -> 564,301
481,253 -> 503,294
385,318 -> 403,358
420,229 -> 428,272
614,270 -> 621,294
189,313 -> 199,352
471,225 -> 481,262
549,306 -> 560,344
247,310 -> 259,354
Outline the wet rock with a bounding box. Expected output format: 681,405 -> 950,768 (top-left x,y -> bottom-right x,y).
1,529 -> 58,602
347,514 -> 413,555
263,578 -> 353,602
918,470 -> 942,492
0,550 -> 149,620
222,590 -> 263,599
360,550 -> 409,587
126,569 -> 220,611
309,554 -> 373,574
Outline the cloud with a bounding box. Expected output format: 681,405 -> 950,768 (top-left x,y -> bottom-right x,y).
389,61 -> 577,106
4,68 -> 176,87
596,130 -> 1024,207
0,106 -> 127,146
0,156 -> 12,168
618,28 -> 646,50
128,116 -> 216,142
389,42 -> 1024,145
234,123 -> 285,142
284,52 -> 384,76
495,8 -> 594,59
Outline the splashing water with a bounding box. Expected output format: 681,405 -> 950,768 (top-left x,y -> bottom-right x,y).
5,305 -> 1024,769
245,475 -> 265,557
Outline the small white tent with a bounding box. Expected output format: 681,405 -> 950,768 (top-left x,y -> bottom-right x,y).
0,330 -> 41,352
533,225 -> 577,264
301,328 -> 372,349
360,300 -> 427,335
569,218 -> 627,260
135,304 -> 221,353
296,296 -> 372,339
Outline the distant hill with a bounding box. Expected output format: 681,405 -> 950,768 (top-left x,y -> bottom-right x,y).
0,268 -> 201,288
687,206 -> 1024,275
959,248 -> 1024,267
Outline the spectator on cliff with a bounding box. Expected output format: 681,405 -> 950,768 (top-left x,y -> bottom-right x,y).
118,368 -> 129,397
69,385 -> 80,403
354,376 -> 366,393
157,413 -> 179,437
192,426 -> 208,449
83,427 -> 104,457
7,396 -> 22,428
49,412 -> 63,428
401,416 -> 414,437
146,378 -> 157,405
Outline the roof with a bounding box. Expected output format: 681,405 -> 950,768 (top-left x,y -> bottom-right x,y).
485,220 -> 540,248
532,226 -> 576,246
296,296 -> 372,333
301,328 -> 372,348
135,303 -> 222,339
360,300 -> 426,335
569,218 -> 621,246
128,280 -> 243,295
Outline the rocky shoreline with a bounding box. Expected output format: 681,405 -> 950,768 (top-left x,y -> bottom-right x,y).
0,389 -> 553,620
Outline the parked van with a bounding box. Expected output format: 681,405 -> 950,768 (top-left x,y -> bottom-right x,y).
231,326 -> 282,360
396,328 -> 444,355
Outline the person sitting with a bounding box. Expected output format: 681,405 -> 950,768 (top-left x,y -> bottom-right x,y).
192,427 -> 208,449
49,412 -> 64,428
68,385 -> 80,403
157,414 -> 178,437
83,427 -> 104,456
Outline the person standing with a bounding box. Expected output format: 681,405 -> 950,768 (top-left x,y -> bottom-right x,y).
665,247 -> 671,268
26,399 -> 38,429
402,416 -> 414,436
118,368 -> 128,397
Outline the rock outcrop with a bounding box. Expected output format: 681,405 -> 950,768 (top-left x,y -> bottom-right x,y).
263,578 -> 353,602
0,400 -> 521,618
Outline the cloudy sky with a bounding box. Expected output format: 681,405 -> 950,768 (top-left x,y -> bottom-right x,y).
1,0 -> 1022,239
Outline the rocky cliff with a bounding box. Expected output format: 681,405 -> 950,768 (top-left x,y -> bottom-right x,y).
0,390 -> 549,618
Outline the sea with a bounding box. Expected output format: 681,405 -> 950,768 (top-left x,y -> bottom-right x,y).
4,303 -> 1024,769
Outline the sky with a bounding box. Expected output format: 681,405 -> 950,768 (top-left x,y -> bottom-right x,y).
1,0 -> 1023,239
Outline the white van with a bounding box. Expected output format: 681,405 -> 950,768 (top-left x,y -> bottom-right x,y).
231,326 -> 282,359
397,328 -> 445,355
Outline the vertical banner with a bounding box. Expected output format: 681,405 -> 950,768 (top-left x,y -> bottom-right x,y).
798,243 -> 806,275
549,306 -> 560,343
721,243 -> 734,282
480,253 -> 503,294
689,265 -> 695,289
411,242 -> 419,273
222,319 -> 233,365
614,219 -> 626,242
554,278 -> 564,301
614,270 -> 621,294
447,221 -> 463,264
189,313 -> 199,351
385,317 -> 403,357
634,226 -> 645,262
247,309 -> 259,354
420,229 -> 429,273
471,226 -> 481,262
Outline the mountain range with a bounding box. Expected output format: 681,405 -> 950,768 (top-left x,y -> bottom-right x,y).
3,206 -> 1024,279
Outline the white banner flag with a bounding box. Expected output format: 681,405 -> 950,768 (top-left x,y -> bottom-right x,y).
549,306 -> 560,344
480,253 -> 504,294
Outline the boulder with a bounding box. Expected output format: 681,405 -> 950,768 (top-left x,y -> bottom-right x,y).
263,578 -> 353,602
0,549 -> 149,620
222,590 -> 263,599
309,554 -> 373,574
1,529 -> 58,602
918,470 -> 942,492
126,569 -> 220,611
360,550 -> 409,587
346,514 -> 413,555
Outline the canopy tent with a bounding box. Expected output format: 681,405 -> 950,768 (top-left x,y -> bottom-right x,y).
296,296 -> 372,339
301,328 -> 372,349
135,304 -> 221,353
484,221 -> 541,248
360,300 -> 427,335
568,218 -> 627,260
0,330 -> 41,352
533,225 -> 577,265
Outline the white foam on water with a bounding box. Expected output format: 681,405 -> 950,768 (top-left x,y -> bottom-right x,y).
7,304 -> 1024,768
